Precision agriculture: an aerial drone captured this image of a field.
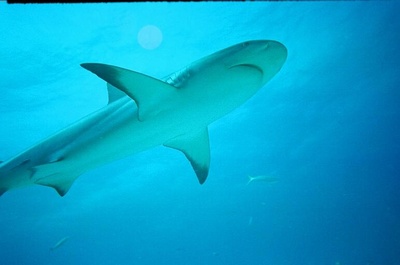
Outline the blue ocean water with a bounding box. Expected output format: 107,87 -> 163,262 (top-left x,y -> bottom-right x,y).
0,2 -> 399,265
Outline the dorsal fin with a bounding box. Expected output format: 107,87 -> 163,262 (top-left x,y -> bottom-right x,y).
81,63 -> 177,121
107,83 -> 127,104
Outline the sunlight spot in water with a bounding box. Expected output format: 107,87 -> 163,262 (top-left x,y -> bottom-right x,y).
137,25 -> 163,50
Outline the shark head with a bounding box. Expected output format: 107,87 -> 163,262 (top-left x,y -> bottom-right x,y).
172,40 -> 288,122
224,40 -> 288,84
168,40 -> 287,88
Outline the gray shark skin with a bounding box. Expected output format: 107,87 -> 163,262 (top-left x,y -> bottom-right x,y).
0,40 -> 287,197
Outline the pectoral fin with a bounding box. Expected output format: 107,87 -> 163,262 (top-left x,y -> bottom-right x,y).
32,162 -> 80,197
34,174 -> 75,197
164,128 -> 210,184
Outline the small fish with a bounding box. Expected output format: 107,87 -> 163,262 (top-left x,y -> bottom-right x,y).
248,216 -> 253,226
246,175 -> 279,185
50,236 -> 70,251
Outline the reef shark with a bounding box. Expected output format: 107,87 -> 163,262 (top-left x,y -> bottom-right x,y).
0,40 -> 287,197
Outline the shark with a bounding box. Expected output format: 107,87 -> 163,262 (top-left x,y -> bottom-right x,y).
0,40 -> 287,197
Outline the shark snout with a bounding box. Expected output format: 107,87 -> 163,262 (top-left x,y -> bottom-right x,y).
240,41 -> 287,82
262,40 -> 288,61
225,40 -> 287,84
265,40 -> 287,62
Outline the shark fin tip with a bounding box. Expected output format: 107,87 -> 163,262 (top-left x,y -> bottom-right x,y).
164,128 -> 210,185
80,63 -> 92,69
0,188 -> 8,197
34,177 -> 73,197
195,166 -> 208,185
33,162 -> 81,197
55,187 -> 69,197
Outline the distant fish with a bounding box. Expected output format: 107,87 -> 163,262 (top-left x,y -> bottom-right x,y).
50,236 -> 70,251
246,175 -> 279,185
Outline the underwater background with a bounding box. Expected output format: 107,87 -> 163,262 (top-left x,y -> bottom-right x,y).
0,2 -> 399,265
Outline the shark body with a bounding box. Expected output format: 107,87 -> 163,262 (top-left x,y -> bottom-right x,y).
0,40 -> 287,197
